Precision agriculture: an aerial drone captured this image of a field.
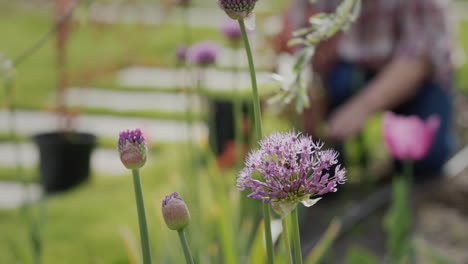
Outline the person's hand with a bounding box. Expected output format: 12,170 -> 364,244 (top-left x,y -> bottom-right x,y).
326,97 -> 373,141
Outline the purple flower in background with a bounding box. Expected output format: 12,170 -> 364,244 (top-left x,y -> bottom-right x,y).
118,129 -> 147,170
221,19 -> 243,42
187,41 -> 220,67
237,132 -> 346,215
383,112 -> 440,161
218,0 -> 258,19
162,192 -> 191,230
176,45 -> 187,63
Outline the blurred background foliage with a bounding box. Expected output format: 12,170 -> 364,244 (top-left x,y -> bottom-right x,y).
0,0 -> 467,263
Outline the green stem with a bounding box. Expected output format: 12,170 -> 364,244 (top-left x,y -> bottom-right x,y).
239,18 -> 274,264
238,18 -> 263,139
131,169 -> 153,264
403,160 -> 414,262
282,218 -> 293,264
291,208 -> 303,264
178,229 -> 195,264
262,203 -> 275,264
403,160 -> 413,183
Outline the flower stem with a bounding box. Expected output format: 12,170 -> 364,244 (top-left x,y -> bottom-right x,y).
291,208 -> 303,264
238,18 -> 263,139
262,203 -> 275,264
282,218 -> 293,264
403,160 -> 413,182
178,229 -> 195,264
131,169 -> 153,264
239,18 -> 274,264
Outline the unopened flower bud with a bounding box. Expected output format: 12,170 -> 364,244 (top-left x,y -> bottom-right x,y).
187,41 -> 220,67
162,193 -> 191,230
118,129 -> 147,170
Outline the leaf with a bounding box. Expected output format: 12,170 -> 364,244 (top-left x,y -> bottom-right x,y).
119,227 -> 141,264
293,28 -> 312,37
293,49 -> 313,72
383,176 -> 412,262
305,219 -> 341,264
249,221 -> 266,264
270,73 -> 286,84
216,191 -> 238,264
287,38 -> 306,47
267,92 -> 289,106
346,246 -> 380,264
278,0 -> 362,114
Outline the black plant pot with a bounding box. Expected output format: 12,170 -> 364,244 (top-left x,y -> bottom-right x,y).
33,132 -> 97,194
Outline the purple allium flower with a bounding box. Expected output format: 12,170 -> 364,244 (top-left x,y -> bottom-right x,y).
162,192 -> 191,230
237,132 -> 346,214
218,0 -> 258,19
118,129 -> 147,170
176,45 -> 187,62
221,19 -> 243,42
187,41 -> 220,67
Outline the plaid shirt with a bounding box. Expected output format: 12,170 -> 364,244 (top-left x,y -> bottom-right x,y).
291,0 -> 454,88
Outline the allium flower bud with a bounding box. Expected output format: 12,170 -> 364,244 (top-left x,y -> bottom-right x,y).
162,193 -> 191,230
218,0 -> 259,19
187,41 -> 220,67
118,129 -> 147,170
221,19 -> 242,42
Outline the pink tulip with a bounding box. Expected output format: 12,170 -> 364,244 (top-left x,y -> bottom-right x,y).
382,112 -> 440,161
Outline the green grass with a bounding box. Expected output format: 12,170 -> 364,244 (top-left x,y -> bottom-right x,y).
456,20 -> 468,93
0,109 -> 291,263
93,78 -> 278,100
0,148 -> 185,263
0,167 -> 37,183
82,106 -> 205,121
0,144 -> 260,264
0,130 -> 165,149
0,3 -> 222,110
